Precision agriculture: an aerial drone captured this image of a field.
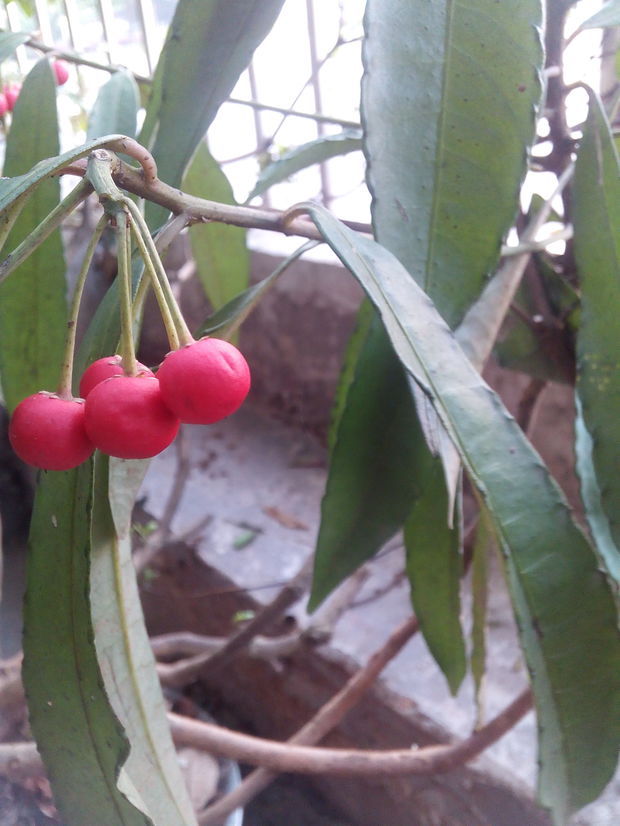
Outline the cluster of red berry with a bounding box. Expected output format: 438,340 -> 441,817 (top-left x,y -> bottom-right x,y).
0,60 -> 69,116
9,337 -> 251,471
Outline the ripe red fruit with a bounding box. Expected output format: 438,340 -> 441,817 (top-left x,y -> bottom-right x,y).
9,392 -> 94,471
79,355 -> 154,399
157,337 -> 251,425
52,60 -> 69,86
84,375 -> 180,459
0,92 -> 7,117
4,84 -> 20,112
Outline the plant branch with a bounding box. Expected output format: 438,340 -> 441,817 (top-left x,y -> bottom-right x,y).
169,686 -> 533,778
157,556 -> 314,688
198,614 -> 420,824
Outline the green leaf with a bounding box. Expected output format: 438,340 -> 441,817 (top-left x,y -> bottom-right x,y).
91,455 -> 198,825
197,239 -> 318,340
470,510 -> 491,723
578,0 -> 620,31
404,462 -> 466,695
247,129 -> 362,201
88,71 -> 140,141
184,141 -> 249,313
302,202 -> 620,824
0,58 -> 66,412
140,0 -> 285,228
575,396 -> 620,589
362,0 -> 543,327
573,91 -> 620,551
0,133 -> 127,213
309,317 -> 423,609
22,463 -> 152,826
0,30 -> 29,64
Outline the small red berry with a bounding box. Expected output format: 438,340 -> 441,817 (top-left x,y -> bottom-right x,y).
79,355 -> 154,399
84,375 -> 180,459
52,60 -> 69,86
9,392 -> 94,471
4,84 -> 20,112
157,337 -> 251,425
0,92 -> 7,117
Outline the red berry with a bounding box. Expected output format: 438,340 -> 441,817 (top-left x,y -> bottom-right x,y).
4,84 -> 20,112
84,375 -> 180,459
52,60 -> 69,86
157,337 -> 251,425
0,92 -> 7,117
79,355 -> 154,399
9,392 -> 94,471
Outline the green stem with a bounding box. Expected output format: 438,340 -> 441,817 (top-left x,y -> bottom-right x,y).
128,219 -> 180,351
116,210 -> 138,376
0,179 -> 92,286
57,214 -> 109,399
122,197 -> 193,347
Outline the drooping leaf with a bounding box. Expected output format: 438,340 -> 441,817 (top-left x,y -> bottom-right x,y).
309,318 -> 423,609
0,30 -> 29,64
247,129 -> 362,201
470,506 -> 494,723
404,463 -> 465,695
302,202 -> 620,824
578,0 -> 620,31
88,71 -> 140,141
575,396 -> 620,589
0,58 -> 66,412
22,463 -> 152,826
314,0 -> 544,686
140,0 -> 286,228
197,239 -> 318,340
184,141 -> 249,313
573,91 -> 620,551
91,455 -> 198,825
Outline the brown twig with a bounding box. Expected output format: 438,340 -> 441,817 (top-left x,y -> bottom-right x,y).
61,155 -> 371,240
169,686 -> 533,778
157,556 -> 314,687
197,614 -> 420,824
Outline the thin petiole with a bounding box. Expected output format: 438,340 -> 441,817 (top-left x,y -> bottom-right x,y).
122,197 -> 193,346
128,218 -> 180,351
57,213 -> 109,399
116,210 -> 139,377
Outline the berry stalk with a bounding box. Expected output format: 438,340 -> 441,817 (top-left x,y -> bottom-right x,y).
122,197 -> 194,347
57,214 -> 108,399
128,217 -> 180,351
116,209 -> 139,377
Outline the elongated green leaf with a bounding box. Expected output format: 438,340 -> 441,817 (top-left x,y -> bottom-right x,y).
184,141 -> 249,312
303,202 -> 620,824
0,133 -> 127,213
247,130 -> 362,201
578,0 -> 620,31
140,0 -> 285,228
575,397 -> 620,589
309,317 -> 423,609
0,59 -> 66,412
363,0 -> 543,327
91,455 -> 198,825
404,463 -> 465,695
573,92 -> 620,552
23,463 -> 151,826
198,239 -> 318,339
0,30 -> 28,64
88,71 -> 140,141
